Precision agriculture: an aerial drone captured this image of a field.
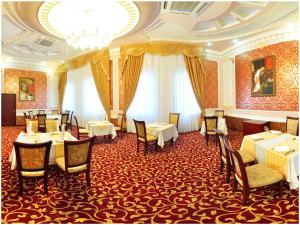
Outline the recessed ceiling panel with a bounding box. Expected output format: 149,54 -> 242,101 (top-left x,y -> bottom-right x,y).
2,15 -> 25,40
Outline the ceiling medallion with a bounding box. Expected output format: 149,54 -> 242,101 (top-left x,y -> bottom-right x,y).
38,0 -> 139,50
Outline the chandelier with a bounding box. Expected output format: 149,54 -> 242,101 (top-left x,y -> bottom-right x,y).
38,0 -> 139,50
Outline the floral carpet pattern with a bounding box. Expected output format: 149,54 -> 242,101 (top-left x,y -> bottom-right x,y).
1,126 -> 299,223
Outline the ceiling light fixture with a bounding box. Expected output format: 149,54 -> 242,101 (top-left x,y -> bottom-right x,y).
38,0 -> 139,50
207,42 -> 212,46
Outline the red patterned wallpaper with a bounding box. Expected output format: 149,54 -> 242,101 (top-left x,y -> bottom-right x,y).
204,59 -> 218,108
4,68 -> 47,109
236,41 -> 299,111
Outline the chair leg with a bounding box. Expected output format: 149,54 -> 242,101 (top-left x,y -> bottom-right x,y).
220,159 -> 224,174
278,181 -> 282,196
242,187 -> 249,205
171,137 -> 173,146
215,135 -> 218,149
155,141 -> 158,150
205,135 -> 208,146
226,165 -> 231,183
18,175 -> 23,195
86,170 -> 91,186
144,143 -> 148,155
137,141 -> 140,153
233,176 -> 238,193
44,174 -> 48,194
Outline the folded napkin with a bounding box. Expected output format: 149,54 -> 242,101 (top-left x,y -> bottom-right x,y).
249,135 -> 263,141
273,145 -> 294,155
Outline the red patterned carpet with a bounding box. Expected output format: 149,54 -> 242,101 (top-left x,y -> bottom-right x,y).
1,126 -> 299,223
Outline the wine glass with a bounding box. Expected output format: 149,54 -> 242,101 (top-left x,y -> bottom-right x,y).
264,126 -> 269,132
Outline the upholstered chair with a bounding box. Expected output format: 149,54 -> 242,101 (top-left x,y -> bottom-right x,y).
74,116 -> 89,140
25,119 -> 39,133
66,111 -> 74,131
286,117 -> 299,136
14,141 -> 52,195
56,137 -> 95,189
60,113 -> 69,131
38,110 -> 46,114
28,111 -> 34,119
114,114 -> 126,138
169,113 -> 180,130
52,110 -> 59,115
204,116 -> 218,147
217,130 -> 256,183
37,114 -> 46,132
46,119 -> 59,133
224,138 -> 283,205
133,119 -> 158,155
215,110 -> 224,118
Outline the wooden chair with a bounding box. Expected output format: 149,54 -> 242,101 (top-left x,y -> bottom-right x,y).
66,111 -> 74,131
215,110 -> 224,118
65,110 -> 70,115
38,110 -> 46,114
60,113 -> 69,131
46,119 -> 59,133
56,137 -> 95,189
74,116 -> 89,140
286,116 -> 299,136
204,116 -> 218,147
52,110 -> 59,115
14,141 -> 52,195
216,130 -> 256,183
25,119 -> 39,133
224,138 -> 283,205
23,112 -> 29,119
169,113 -> 180,130
37,114 -> 46,132
28,111 -> 34,119
133,119 -> 158,155
115,114 -> 126,137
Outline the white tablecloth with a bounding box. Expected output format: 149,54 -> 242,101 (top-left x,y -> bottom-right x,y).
47,114 -> 61,121
146,122 -> 179,148
9,132 -> 77,170
200,118 -> 228,135
87,121 -> 117,139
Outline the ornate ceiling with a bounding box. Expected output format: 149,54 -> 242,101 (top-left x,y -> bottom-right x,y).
1,1 -> 298,62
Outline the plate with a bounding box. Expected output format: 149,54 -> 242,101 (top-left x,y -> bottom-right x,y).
55,139 -> 64,143
270,130 -> 281,135
148,125 -> 158,128
274,145 -> 290,153
249,135 -> 262,141
161,123 -> 167,125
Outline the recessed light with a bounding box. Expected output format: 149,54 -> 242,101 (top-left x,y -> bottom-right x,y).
286,22 -> 294,31
233,39 -> 239,44
207,42 -> 212,46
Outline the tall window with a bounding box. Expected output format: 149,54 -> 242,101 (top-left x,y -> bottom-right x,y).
127,54 -> 200,132
62,64 -> 105,127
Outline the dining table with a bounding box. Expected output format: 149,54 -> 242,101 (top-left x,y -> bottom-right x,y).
146,122 -> 179,148
200,117 -> 228,135
86,121 -> 117,139
9,131 -> 77,170
240,131 -> 299,189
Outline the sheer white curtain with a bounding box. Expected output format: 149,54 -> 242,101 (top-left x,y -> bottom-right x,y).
62,64 -> 106,127
127,54 -> 200,133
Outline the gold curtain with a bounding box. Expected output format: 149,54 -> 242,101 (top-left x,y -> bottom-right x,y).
184,56 -> 205,121
123,55 -> 144,113
120,41 -> 205,115
56,49 -> 111,116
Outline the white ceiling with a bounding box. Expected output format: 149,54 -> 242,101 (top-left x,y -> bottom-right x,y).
1,1 -> 298,63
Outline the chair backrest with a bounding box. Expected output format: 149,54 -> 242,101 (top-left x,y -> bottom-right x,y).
204,116 -> 218,132
64,137 -> 95,170
215,110 -> 224,118
14,141 -> 52,174
69,111 -> 74,125
38,110 -> 45,114
65,110 -> 70,114
23,112 -> 28,119
169,113 -> 180,129
46,119 -> 59,133
52,110 -> 59,115
73,115 -> 80,140
286,116 -> 299,136
28,111 -> 34,119
224,138 -> 249,189
133,119 -> 146,140
216,130 -> 231,165
61,113 -> 69,126
37,114 -> 46,125
25,119 -> 39,133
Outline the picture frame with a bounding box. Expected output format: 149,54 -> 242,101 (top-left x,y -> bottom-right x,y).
19,77 -> 35,101
251,56 -> 276,97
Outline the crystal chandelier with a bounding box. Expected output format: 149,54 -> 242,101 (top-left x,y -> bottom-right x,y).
38,0 -> 139,50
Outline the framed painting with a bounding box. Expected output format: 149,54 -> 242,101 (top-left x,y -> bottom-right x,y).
19,77 -> 35,101
251,56 -> 276,97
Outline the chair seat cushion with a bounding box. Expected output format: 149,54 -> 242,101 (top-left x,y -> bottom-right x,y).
138,135 -> 158,142
79,128 -> 89,134
21,170 -> 44,177
240,150 -> 256,164
56,157 -> 87,173
207,131 -> 216,135
246,163 -> 283,188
